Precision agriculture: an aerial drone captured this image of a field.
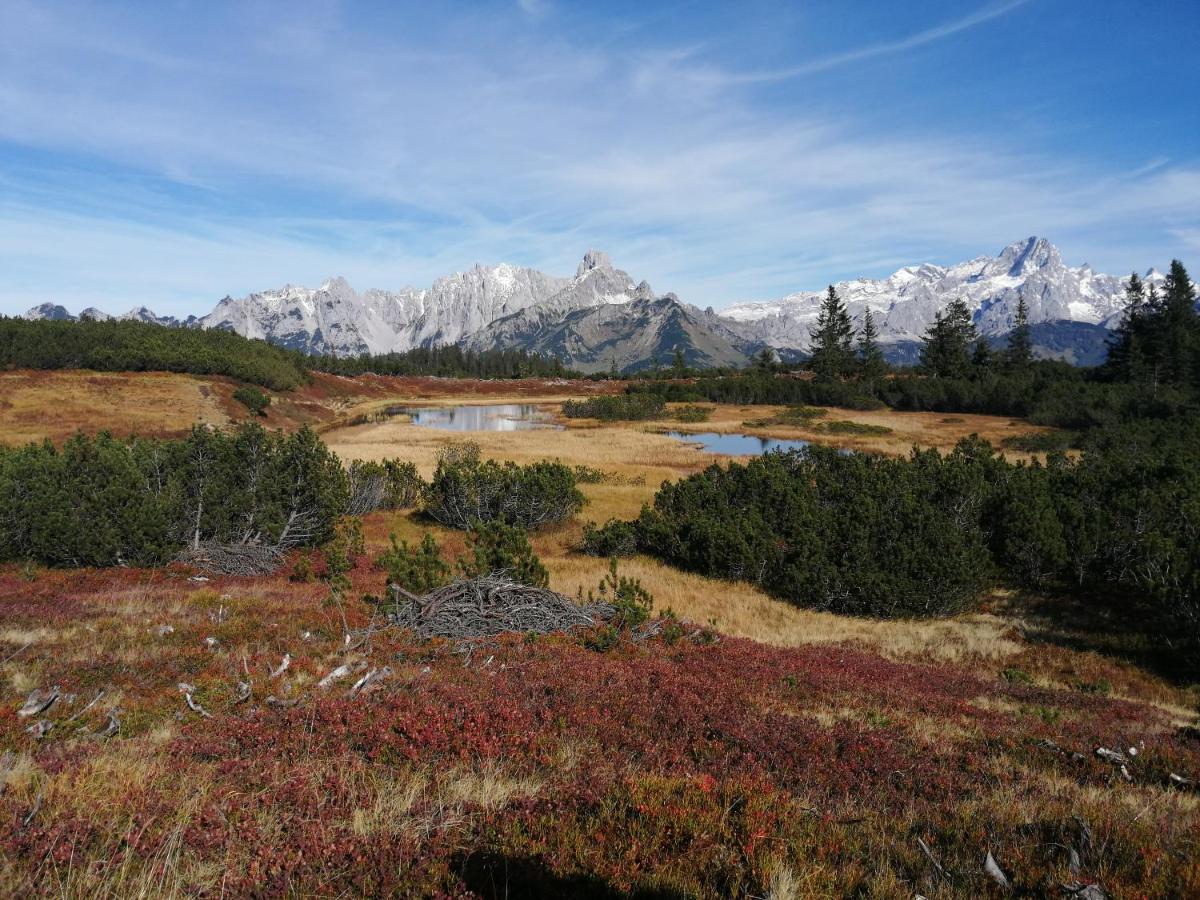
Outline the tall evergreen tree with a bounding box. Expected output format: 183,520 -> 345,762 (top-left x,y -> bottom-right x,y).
919,297 -> 976,378
1005,297 -> 1033,370
672,346 -> 688,377
756,347 -> 776,372
972,336 -> 993,370
808,285 -> 854,379
856,308 -> 886,382
1160,259 -> 1198,385
1106,273 -> 1146,380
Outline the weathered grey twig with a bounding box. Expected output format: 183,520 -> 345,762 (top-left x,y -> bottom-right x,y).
66,689 -> 106,723
17,686 -> 59,718
269,653 -> 291,679
177,682 -> 212,719
984,850 -> 1011,891
916,837 -> 947,880
349,666 -> 392,696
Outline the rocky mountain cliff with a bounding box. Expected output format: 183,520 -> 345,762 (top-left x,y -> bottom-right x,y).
722,237 -> 1157,354
504,293 -> 750,374
20,238 -> 1160,370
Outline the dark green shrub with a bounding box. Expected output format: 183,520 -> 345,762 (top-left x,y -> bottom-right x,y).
1000,430 -> 1079,452
233,386 -> 271,416
818,420 -> 892,436
561,394 -> 666,421
347,459 -> 424,514
627,375 -> 883,411
572,465 -> 607,484
0,317 -> 306,389
582,625 -> 620,653
612,444 -> 996,618
0,423 -> 347,567
1072,678 -> 1112,695
581,519 -> 638,557
377,532 -> 451,595
458,520 -> 549,587
581,558 -> 654,628
424,442 -> 584,530
672,405 -> 713,423
1001,666 -> 1034,684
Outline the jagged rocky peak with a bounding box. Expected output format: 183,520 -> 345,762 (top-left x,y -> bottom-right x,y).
577,250 -> 613,276
319,276 -> 353,293
990,235 -> 1063,277
720,237 -> 1160,354
23,302 -> 75,321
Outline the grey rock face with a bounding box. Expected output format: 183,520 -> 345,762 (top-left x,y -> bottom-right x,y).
512,294 -> 750,374
22,303 -> 75,321
18,237 -> 1163,370
721,237 -> 1157,351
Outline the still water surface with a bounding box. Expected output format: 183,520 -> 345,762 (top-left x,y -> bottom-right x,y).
402,404 -> 561,432
665,431 -> 811,456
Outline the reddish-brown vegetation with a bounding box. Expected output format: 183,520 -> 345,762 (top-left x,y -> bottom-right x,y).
0,552 -> 1197,898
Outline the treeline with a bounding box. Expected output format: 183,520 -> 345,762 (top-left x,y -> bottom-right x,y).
589,261 -> 1200,653
630,366 -> 1197,432
627,260 -> 1200,434
0,317 -> 307,390
307,345 -> 577,379
586,422 -> 1200,635
0,424 -> 347,567
0,318 -> 576,391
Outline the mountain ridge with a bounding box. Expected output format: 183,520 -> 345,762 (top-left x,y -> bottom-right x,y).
20,238 -> 1164,371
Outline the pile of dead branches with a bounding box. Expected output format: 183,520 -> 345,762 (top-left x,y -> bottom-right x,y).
390,575 -> 613,639
177,542 -> 285,576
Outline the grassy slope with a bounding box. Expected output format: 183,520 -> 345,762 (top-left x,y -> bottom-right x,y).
0,541 -> 1197,897
0,370 -> 621,446
1,372 -> 1197,895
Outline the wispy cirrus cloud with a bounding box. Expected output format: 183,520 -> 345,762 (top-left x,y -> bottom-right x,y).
0,0 -> 1196,317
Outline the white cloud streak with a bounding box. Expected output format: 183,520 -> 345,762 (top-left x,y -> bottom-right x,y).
702,0 -> 1035,85
0,0 -> 1196,317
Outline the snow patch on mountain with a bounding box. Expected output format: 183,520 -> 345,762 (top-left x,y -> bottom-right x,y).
722,237 -> 1159,350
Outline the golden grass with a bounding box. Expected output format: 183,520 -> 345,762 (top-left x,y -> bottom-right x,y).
0,370 -> 233,445
349,762 -> 541,840
641,401 -> 1048,459
319,390 -> 1058,666
366,506 -> 1024,664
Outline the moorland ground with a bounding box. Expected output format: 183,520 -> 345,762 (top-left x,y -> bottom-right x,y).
1,371 -> 1197,897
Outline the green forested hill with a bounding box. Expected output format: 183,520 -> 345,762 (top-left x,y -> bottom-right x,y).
0,317 -> 307,390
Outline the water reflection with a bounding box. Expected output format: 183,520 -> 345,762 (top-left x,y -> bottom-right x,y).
665,431 -> 811,456
402,404 -> 561,432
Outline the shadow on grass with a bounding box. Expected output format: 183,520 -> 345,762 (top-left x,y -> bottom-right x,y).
1009,589 -> 1198,686
457,851 -> 693,900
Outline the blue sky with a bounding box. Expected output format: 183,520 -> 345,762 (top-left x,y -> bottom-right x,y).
1,0 -> 1198,317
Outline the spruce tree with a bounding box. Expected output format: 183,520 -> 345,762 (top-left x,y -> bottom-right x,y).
756,347 -> 776,372
808,285 -> 854,379
920,297 -> 976,378
856,307 -> 886,382
672,346 -> 687,377
1160,259 -> 1198,385
1106,273 -> 1145,380
972,336 -> 993,370
1005,297 -> 1033,370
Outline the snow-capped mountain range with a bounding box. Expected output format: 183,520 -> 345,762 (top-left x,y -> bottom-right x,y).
20,238 -> 1160,371
721,237 -> 1159,350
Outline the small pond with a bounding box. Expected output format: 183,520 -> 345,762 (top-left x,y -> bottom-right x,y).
665,431 -> 811,456
401,404 -> 561,432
